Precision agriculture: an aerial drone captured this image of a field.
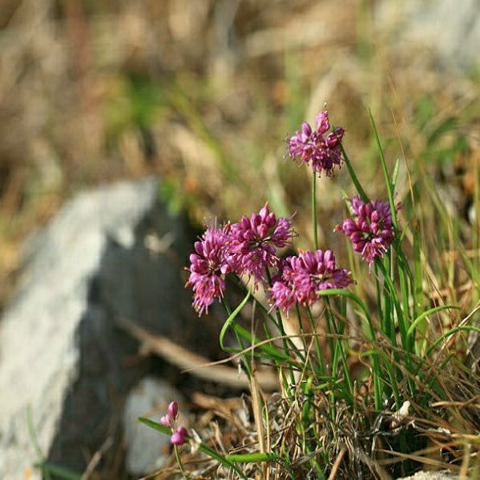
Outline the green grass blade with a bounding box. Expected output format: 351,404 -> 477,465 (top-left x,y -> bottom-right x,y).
407,305 -> 460,341
317,289 -> 374,339
219,291 -> 251,350
233,323 -> 292,363
316,288 -> 383,408
368,109 -> 398,227
341,145 -> 369,202
33,463 -> 82,480
426,326 -> 480,357
199,443 -> 248,479
139,417 -> 172,436
226,453 -> 279,463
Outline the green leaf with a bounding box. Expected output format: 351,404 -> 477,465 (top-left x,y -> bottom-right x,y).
369,109 -> 398,228
316,288 -> 383,409
407,305 -> 460,340
317,289 -> 374,338
219,291 -> 251,350
233,323 -> 291,363
139,417 -> 172,436
426,326 -> 480,357
341,145 -> 369,202
34,463 -> 82,480
198,443 -> 248,479
226,452 -> 279,463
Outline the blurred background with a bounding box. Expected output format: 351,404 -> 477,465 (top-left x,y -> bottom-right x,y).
0,0 -> 479,310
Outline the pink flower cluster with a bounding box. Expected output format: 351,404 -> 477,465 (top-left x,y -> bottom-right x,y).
187,204 -> 293,315
186,111 -> 398,316
229,206 -> 292,281
187,226 -> 231,316
336,197 -> 395,266
288,111 -> 344,176
187,205 -> 353,315
160,401 -> 188,446
271,250 -> 352,312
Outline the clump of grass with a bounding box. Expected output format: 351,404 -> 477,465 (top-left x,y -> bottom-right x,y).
141,109 -> 480,479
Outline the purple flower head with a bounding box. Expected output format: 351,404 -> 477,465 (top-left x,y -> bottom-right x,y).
171,426 -> 188,446
288,110 -> 345,176
270,259 -> 297,312
337,197 -> 395,266
271,250 -> 352,312
187,226 -> 231,315
230,204 -> 293,281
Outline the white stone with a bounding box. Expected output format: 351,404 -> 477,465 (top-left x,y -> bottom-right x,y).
123,377 -> 184,476
397,471 -> 458,480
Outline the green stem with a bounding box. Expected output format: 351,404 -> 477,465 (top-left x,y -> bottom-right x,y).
341,145 -> 369,202
376,262 -> 408,350
197,443 -> 248,479
263,267 -> 297,390
305,306 -> 326,375
316,289 -> 383,409
325,300 -> 354,404
232,277 -> 300,356
174,445 -> 189,479
265,267 -> 296,362
368,109 -> 398,227
220,297 -> 253,377
312,171 -> 319,249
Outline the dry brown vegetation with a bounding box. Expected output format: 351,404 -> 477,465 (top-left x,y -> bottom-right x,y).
1,0 -> 478,308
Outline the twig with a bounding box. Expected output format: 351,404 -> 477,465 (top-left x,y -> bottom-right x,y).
118,318 -> 278,391
82,437 -> 113,480
328,447 -> 346,480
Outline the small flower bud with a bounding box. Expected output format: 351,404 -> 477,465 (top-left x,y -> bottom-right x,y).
167,401 -> 178,421
160,415 -> 172,427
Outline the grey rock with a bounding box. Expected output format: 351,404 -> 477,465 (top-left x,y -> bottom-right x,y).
377,0 -> 480,70
397,471 -> 458,480
0,178 -> 211,478
123,377 -> 183,476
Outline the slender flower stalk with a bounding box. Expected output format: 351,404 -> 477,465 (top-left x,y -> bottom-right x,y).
174,444 -> 188,479
312,171 -> 318,250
